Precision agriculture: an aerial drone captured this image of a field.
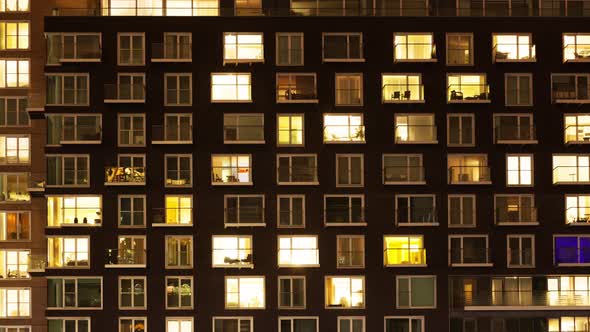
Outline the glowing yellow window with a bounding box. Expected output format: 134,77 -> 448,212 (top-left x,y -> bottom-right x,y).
277,114 -> 303,146
278,236 -> 319,267
164,195 -> 192,225
223,33 -> 263,63
0,22 -> 28,50
384,236 -> 426,266
325,276 -> 365,309
225,276 -> 265,309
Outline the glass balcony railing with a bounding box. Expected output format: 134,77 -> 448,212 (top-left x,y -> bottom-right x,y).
494,125 -> 537,143
395,207 -> 437,225
105,166 -> 146,185
383,166 -> 425,184
277,166 -> 318,184
324,207 -> 366,225
554,247 -> 590,265
448,166 -> 492,184
27,173 -> 45,192
152,125 -> 193,144
448,84 -> 490,102
382,84 -> 425,102
395,125 -> 437,143
323,125 -> 366,143
211,166 -> 252,184
104,84 -> 145,103
394,43 -> 436,62
565,125 -> 590,143
495,207 -> 538,224
566,206 -> 590,224
337,250 -> 365,267
278,248 -> 320,266
152,207 -> 193,226
213,249 -> 253,267
277,86 -> 318,102
223,124 -> 264,143
564,44 -> 590,61
492,43 -> 536,62
105,249 -> 146,267
27,255 -> 47,273
452,291 -> 590,308
224,207 -> 265,226
152,42 -> 192,61
449,248 -> 492,266
553,166 -> 590,184
335,89 -> 362,105
383,248 -> 426,266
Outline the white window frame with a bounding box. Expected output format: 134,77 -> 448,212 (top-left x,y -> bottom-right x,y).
164,73 -> 192,106
323,194 -> 366,226
494,194 -> 537,226
118,276 -> 146,310
48,318 -> 91,332
394,194 -> 437,226
211,154 -> 252,186
552,154 -> 590,184
45,73 -> 89,106
276,72 -> 318,103
276,32 -> 304,66
278,235 -> 319,267
506,154 -> 534,187
165,317 -> 193,332
276,154 -> 318,185
394,33 -> 436,62
113,73 -> 145,102
0,211 -> 30,241
383,235 -> 426,267
384,316 -> 425,332
395,275 -> 437,309
0,59 -> 28,88
505,73 -> 533,106
565,194 -> 590,225
211,235 -> 253,268
117,32 -> 145,66
507,234 -> 535,268
119,317 -> 146,332
212,317 -> 253,332
223,194 -> 265,227
47,236 -> 90,268
118,113 -> 145,147
156,32 -> 192,62
322,32 -> 364,62
338,316 -> 365,332
336,235 -> 365,269
493,113 -> 536,144
277,113 -> 304,147
382,153 -> 425,185
336,154 -> 364,188
278,317 -> 319,332
0,21 -> 28,50
223,32 -> 264,64
156,194 -> 193,226
224,276 -> 266,309
118,195 -> 146,228
46,277 -> 103,309
553,234 -> 590,266
277,194 -> 305,228
165,276 -> 193,309
323,113 -> 365,144
447,194 -> 476,228
165,235 -> 193,269
278,276 -> 306,309
164,154 -> 192,188
47,32 -> 101,63
223,113 -> 265,144
0,0 -> 29,12
447,114 -> 475,147
563,33 -> 590,62
0,249 -> 29,279
0,96 -> 28,127
335,73 -> 363,106
447,73 -> 489,103
46,154 -> 90,187
492,33 -> 536,63
394,113 -> 437,144
210,73 -> 252,103
0,287 -> 29,317
381,73 -> 425,103
324,276 -> 365,309
551,73 -> 590,103
564,113 -> 590,144
446,33 -> 473,66
448,235 -> 492,267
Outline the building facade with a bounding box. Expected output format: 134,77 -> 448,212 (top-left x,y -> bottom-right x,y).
23,0 -> 590,332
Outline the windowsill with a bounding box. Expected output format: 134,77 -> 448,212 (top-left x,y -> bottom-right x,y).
212,182 -> 253,186
564,58 -> 590,63
279,264 -> 320,268
567,222 -> 590,226
324,141 -> 366,144
151,140 -> 192,144
496,139 -> 538,144
383,100 -> 426,104
394,58 -> 437,63
465,305 -> 590,311
224,223 -> 266,228
59,223 -> 102,227
322,58 -> 366,63
553,181 -> 590,185
46,307 -> 102,311
59,58 -> 101,63
324,222 -> 368,227
384,181 -> 426,185
152,58 -> 192,63
59,140 -> 101,144
164,184 -> 193,188
494,58 -> 536,63
566,140 -> 590,144
104,182 -> 146,186
45,103 -> 90,107
224,140 -> 266,144
104,99 -> 145,103
450,263 -> 493,267
27,187 -> 45,192
325,305 -> 365,310
554,99 -> 590,104
337,265 -> 365,269
448,99 -> 491,104
213,264 -> 254,269
151,223 -> 193,227
496,222 -> 539,226
277,99 -> 319,104
395,140 -> 438,144
449,181 -> 492,185
223,59 -> 265,65
277,181 -> 319,186
45,266 -> 90,270
397,222 -> 439,227
211,100 -> 253,103
104,263 -> 146,268
507,265 -> 535,269
385,263 -> 427,267
556,263 -> 590,267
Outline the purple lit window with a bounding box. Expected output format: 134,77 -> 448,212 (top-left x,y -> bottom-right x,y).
555,236 -> 590,264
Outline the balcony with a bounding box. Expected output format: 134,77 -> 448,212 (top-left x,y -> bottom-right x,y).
564,43 -> 590,62
553,166 -> 590,184
152,42 -> 192,62
105,249 -> 146,268
276,81 -> 318,103
449,248 -> 493,267
395,207 -> 438,226
324,207 -> 367,226
448,84 -> 490,103
492,43 -> 536,62
565,124 -> 590,144
552,75 -> 590,103
454,291 -> 590,310
383,166 -> 425,184
152,125 -> 193,144
223,124 -> 264,144
566,206 -> 590,224
495,207 -> 538,225
448,166 -> 492,184
383,248 -> 426,267
277,166 -> 318,185
27,255 -> 47,273
213,249 -> 253,268
337,250 -> 364,268
323,125 -> 365,143
395,125 -> 437,144
224,207 -> 265,227
60,125 -> 102,144
555,247 -> 590,266
27,173 -> 45,193
152,208 -> 192,227
494,125 -> 537,144
278,248 -> 320,267
104,167 -> 146,185
382,84 -> 424,103
104,84 -> 145,103
212,166 -> 252,185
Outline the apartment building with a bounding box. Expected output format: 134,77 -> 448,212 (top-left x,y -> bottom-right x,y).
24,0 -> 590,332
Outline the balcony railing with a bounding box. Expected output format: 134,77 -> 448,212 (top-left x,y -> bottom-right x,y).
278,248 -> 320,266
27,255 -> 47,273
61,125 -> 102,143
27,173 -> 45,193
213,249 -> 253,268
105,249 -> 146,267
335,89 -> 363,105
553,166 -> 590,184
395,207 -> 437,225
337,250 -> 365,267
449,248 -> 493,266
452,291 -> 590,309
495,207 -> 538,224
323,125 -> 366,143
105,166 -> 146,185
394,43 -> 436,62
324,207 -> 366,226
223,124 -> 264,143
565,125 -> 590,143
395,125 -> 437,143
152,42 -> 192,62
277,86 -> 318,103
566,206 -> 590,224
564,44 -> 590,62
224,207 -> 265,226
494,125 -> 537,143
554,247 -> 590,265
383,248 -> 426,266
448,84 -> 490,102
448,166 -> 492,184
507,248 -> 534,266
277,166 -> 318,184
211,166 -> 252,185
152,125 -> 193,144
152,207 -> 193,226
552,84 -> 590,103
104,84 -> 145,103
492,44 -> 536,62
383,166 -> 425,184
382,84 -> 425,103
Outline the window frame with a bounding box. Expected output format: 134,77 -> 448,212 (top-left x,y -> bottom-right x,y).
276,32 -> 304,66
223,194 -> 265,227
165,276 -> 194,309
164,73 -> 192,106
381,73 -> 425,104
0,58 -> 28,88
552,154 -> 590,184
338,316 -> 365,332
335,73 -> 363,106
383,235 -> 426,267
335,153 -> 364,188
0,0 -> 29,12
492,33 -> 536,63
0,97 -> 28,127
118,276 -> 146,310
276,153 -> 319,185
394,32 -> 436,63
448,235 -> 492,267
394,113 -> 438,144
223,113 -> 265,144
446,73 -> 489,103
210,72 -> 252,103
323,113 -> 365,144
164,154 -> 193,188
382,153 -> 425,185
0,287 -> 30,317
212,317 -> 254,332
118,317 -> 146,332
117,32 -> 145,66
395,275 -> 437,309
384,316 -> 425,332
447,194 -> 476,228
494,194 -> 537,226
506,154 -> 534,187
47,236 -> 91,268
46,277 -> 103,309
277,194 -> 306,229
278,317 -> 319,332
0,249 -> 29,279
165,235 -> 193,269
211,235 -> 253,269
504,73 -> 533,106
507,234 -> 535,268
165,317 -> 193,332
46,154 -> 90,187
394,194 -> 437,226
277,113 -> 304,147
551,73 -> 590,103
211,154 -> 253,186
0,211 -> 30,241
493,113 -> 537,144
48,318 -> 91,332
324,275 -> 365,309
446,33 -> 473,66
323,194 -> 366,226
118,194 -> 146,228
277,276 -> 306,309
336,235 -> 365,269
447,113 -> 475,147
46,32 -> 101,63
276,72 -> 318,104
322,32 -> 364,62
223,32 -> 264,64
45,73 -> 89,106
0,21 -> 29,50
553,234 -> 590,266
224,276 -> 266,309
277,235 -> 319,267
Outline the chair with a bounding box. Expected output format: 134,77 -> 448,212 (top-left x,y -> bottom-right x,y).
392,91 -> 401,100
403,90 -> 411,100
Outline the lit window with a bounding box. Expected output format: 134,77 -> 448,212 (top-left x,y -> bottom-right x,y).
383,154 -> 424,184
0,173 -> 28,202
45,74 -> 89,105
507,154 -> 533,186
495,194 -> 536,225
166,236 -> 193,268
166,276 -> 193,309
225,276 -> 265,309
447,74 -> 489,102
563,33 -> 590,62
551,73 -> 590,103
119,317 -> 145,332
279,317 -> 318,332
224,32 -> 264,63
335,73 -> 362,106
323,114 -> 365,143
494,114 -> 536,143
385,317 -> 424,332
49,318 -> 90,332
323,33 -> 363,62
211,73 -> 251,102
566,194 -> 590,225
492,34 -> 535,62
505,73 -> 532,106
118,33 -> 144,65
47,277 -> 102,309
446,33 -> 473,66
278,236 -> 319,267
46,155 -> 89,187
0,59 -> 28,88
448,195 -> 476,227
0,288 -> 29,317
0,136 -> 27,164
46,196 -> 101,227
395,114 -> 437,144
224,195 -> 264,227
336,154 -> 363,187
104,154 -> 145,186
396,276 -> 436,308
337,235 -> 364,268
211,154 -> 252,185
213,317 -> 253,332
0,211 -> 29,241
212,235 -> 253,268
223,113 -> 264,144
0,97 -> 28,126
276,73 -> 317,103
338,317 -> 365,332
554,236 -> 590,265
0,250 -> 28,279
0,0 -> 28,12
165,317 -> 193,332
447,154 -> 491,184
449,235 -> 491,266
118,195 -> 145,227
277,194 -> 305,228
447,114 -> 474,146
548,317 -> 590,332
277,114 -> 303,146
382,74 -> 424,103
46,33 -> 101,64
106,236 -> 146,267
277,154 -> 318,185
276,32 -> 303,66
507,235 -> 535,268
47,237 -> 89,268
394,33 -> 435,62
165,154 -> 192,187
325,276 -> 365,309
552,155 -> 590,184
165,73 -> 192,105
118,276 -> 146,309
278,276 -> 305,309
155,195 -> 192,226
0,22 -> 28,50
324,195 -> 365,226
383,236 -> 425,266
547,276 -> 590,307
565,114 -> 590,144
118,114 -> 145,146
395,195 -> 436,226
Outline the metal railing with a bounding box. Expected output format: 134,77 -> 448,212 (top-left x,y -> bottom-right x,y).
383,248 -> 426,265
448,166 -> 492,183
383,166 -> 425,183
104,84 -> 145,102
152,42 -> 192,60
152,125 -> 193,143
495,207 -> 537,224
224,206 -> 265,225
452,291 -> 590,308
565,124 -> 590,143
494,125 -> 536,142
105,166 -> 146,184
105,249 -> 146,266
212,166 -> 252,184
57,208 -> 102,226
449,248 -> 492,265
492,43 -> 536,61
395,207 -> 437,224
223,125 -> 264,142
277,166 -> 318,183
213,249 -> 253,266
554,247 -> 590,265
382,84 -> 424,102
323,125 -> 365,142
448,84 -> 490,101
324,207 -> 366,224
395,125 -> 437,143
552,83 -> 590,102
553,166 -> 590,183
